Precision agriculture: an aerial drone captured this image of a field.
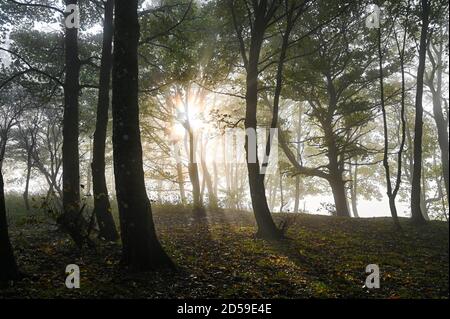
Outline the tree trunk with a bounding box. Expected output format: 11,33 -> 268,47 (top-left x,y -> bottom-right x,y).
200,147 -> 217,209
0,167 -> 19,283
187,128 -> 204,216
279,172 -> 284,213
85,137 -> 93,196
213,159 -> 218,204
60,0 -> 84,247
294,176 -> 300,213
350,161 -> 359,218
91,0 -> 119,242
421,169 -> 430,220
427,37 -> 449,207
378,26 -> 401,229
112,0 -> 173,271
411,0 -> 429,225
325,129 -> 350,217
324,73 -> 350,218
329,177 -> 350,217
176,159 -> 187,205
432,92 -> 449,207
245,25 -> 281,239
222,134 -> 231,205
23,153 -> 32,213
293,106 -> 303,213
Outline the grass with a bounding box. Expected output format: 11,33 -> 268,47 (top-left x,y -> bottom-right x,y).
1,198 -> 448,299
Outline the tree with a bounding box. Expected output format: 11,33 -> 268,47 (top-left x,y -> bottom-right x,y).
0,84 -> 26,284
229,0 -> 284,239
58,0 -> 85,244
279,0 -> 378,218
138,1 -> 231,214
0,0 -> 94,246
16,111 -> 39,213
411,0 -> 430,224
424,13 -> 449,208
91,0 -> 119,241
0,160 -> 19,284
376,1 -> 410,229
112,0 -> 173,270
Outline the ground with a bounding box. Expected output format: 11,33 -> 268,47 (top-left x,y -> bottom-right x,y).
1,205 -> 448,298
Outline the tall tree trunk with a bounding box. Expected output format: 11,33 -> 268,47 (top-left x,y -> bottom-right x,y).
325,74 -> 350,218
230,1 -> 282,239
0,168 -> 19,283
91,0 -> 119,241
60,0 -> 84,247
85,137 -> 93,196
426,36 -> 449,207
200,143 -> 217,209
157,179 -> 163,204
23,153 -> 32,213
222,136 -> 232,209
431,88 -> 449,208
294,176 -> 300,213
421,168 -> 430,220
231,135 -> 238,209
411,0 -> 430,224
269,176 -> 275,213
213,159 -> 218,204
293,106 -> 303,213
187,129 -> 204,217
181,95 -> 204,216
175,144 -> 187,205
378,27 -> 401,229
112,0 -> 173,270
244,25 -> 281,239
279,172 -> 284,213
0,138 -> 19,283
350,160 -> 359,218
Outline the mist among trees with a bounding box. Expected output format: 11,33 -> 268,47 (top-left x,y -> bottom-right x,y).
0,0 -> 448,299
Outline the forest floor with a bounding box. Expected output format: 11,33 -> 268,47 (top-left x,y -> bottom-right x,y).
0,205 -> 448,299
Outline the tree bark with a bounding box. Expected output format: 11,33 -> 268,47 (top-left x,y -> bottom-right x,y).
0,168 -> 19,283
426,35 -> 449,207
325,125 -> 350,217
200,139 -> 218,209
60,0 -> 84,247
329,176 -> 350,217
91,0 -> 119,241
411,0 -> 430,224
23,152 -> 32,212
175,145 -> 187,205
112,0 -> 173,270
0,136 -> 19,283
378,27 -> 401,229
279,172 -> 285,213
350,160 -> 359,218
245,11 -> 281,237
187,129 -> 204,217
245,30 -> 281,238
294,175 -> 300,213
230,1 -> 282,239
294,106 -> 303,213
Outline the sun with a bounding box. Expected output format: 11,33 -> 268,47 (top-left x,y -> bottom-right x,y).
170,122 -> 185,141
187,104 -> 203,130
174,97 -> 204,131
